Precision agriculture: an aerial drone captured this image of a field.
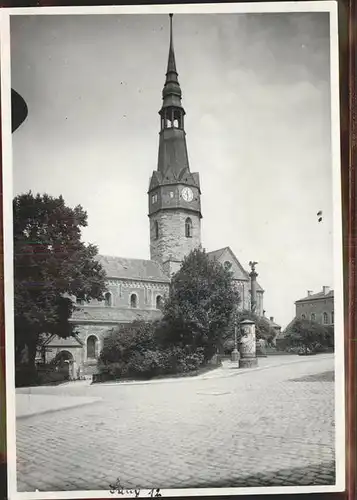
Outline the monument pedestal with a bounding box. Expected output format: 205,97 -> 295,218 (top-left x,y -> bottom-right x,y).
231,348 -> 239,362
239,357 -> 258,368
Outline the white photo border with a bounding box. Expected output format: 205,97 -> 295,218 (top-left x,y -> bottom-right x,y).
1,2 -> 345,499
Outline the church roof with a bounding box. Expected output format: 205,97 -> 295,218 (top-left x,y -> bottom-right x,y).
207,246 -> 264,291
97,255 -> 170,283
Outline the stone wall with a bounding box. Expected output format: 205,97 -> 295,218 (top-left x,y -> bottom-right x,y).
78,278 -> 169,311
150,210 -> 201,266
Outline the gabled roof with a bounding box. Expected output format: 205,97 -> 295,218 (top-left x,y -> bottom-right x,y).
97,255 -> 170,283
44,333 -> 84,348
296,290 -> 334,303
263,316 -> 281,329
207,246 -> 264,291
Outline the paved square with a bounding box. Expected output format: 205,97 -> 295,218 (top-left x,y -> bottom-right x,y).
15,354 -> 335,492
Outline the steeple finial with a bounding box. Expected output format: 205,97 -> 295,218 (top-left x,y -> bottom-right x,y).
166,13 -> 177,79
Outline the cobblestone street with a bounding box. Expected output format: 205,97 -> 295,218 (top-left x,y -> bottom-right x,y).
15,354 -> 335,492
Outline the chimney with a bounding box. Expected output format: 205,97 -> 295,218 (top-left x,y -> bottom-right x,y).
263,310 -> 266,317
323,286 -> 330,295
270,316 -> 274,322
307,290 -> 313,296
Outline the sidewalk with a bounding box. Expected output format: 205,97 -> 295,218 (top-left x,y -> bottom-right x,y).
16,393 -> 100,419
99,353 -> 333,385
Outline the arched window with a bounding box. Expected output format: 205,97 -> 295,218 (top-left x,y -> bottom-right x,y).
87,336 -> 97,359
130,293 -> 138,309
301,314 -> 306,319
185,217 -> 192,238
323,312 -> 328,324
104,292 -> 112,307
311,313 -> 316,321
156,295 -> 163,310
154,220 -> 159,240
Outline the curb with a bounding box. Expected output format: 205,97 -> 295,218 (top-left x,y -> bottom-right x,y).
96,354 -> 334,387
16,398 -> 101,420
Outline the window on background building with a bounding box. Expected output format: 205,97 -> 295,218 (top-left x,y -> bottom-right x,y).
104,292 -> 112,307
301,314 -> 306,319
185,217 -> 192,238
323,312 -> 328,324
76,297 -> 84,305
155,220 -> 159,240
311,313 -> 316,321
152,194 -> 158,203
170,191 -> 174,198
224,261 -> 232,270
87,336 -> 97,359
156,295 -> 163,310
332,311 -> 334,324
130,293 -> 138,308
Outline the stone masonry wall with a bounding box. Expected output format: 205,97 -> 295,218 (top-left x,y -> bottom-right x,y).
150,210 -> 201,267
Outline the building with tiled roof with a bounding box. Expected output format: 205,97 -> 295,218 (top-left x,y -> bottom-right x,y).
44,16 -> 265,375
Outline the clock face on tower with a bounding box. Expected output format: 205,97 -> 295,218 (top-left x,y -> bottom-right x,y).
181,187 -> 193,202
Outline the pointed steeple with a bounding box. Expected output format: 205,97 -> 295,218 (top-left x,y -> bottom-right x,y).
161,14 -> 183,110
148,14 -> 202,275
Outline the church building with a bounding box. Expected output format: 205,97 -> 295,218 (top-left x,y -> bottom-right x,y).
44,15 -> 264,374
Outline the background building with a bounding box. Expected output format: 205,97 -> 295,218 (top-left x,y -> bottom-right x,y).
295,286 -> 334,326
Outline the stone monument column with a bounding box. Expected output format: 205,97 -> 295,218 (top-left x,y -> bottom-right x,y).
249,260 -> 258,314
239,319 -> 258,368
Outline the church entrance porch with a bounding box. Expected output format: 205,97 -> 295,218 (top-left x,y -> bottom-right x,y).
51,350 -> 76,381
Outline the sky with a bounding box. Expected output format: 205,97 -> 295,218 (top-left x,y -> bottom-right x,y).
10,10 -> 336,328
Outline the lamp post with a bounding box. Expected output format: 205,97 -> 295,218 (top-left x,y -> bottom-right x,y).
231,318 -> 239,362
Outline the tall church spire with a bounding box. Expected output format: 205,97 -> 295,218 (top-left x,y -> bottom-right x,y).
157,14 -> 189,176
148,14 -> 202,278
162,13 -> 181,108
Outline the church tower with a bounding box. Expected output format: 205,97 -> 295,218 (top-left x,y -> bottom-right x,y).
148,14 -> 202,277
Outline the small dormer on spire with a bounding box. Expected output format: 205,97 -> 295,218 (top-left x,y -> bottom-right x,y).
160,14 -> 185,130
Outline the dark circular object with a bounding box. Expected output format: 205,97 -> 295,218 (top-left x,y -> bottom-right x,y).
11,88 -> 28,133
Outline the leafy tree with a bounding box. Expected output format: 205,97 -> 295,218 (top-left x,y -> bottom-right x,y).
284,318 -> 331,353
222,310 -> 277,353
161,248 -> 240,360
236,310 -> 277,342
14,192 -> 107,369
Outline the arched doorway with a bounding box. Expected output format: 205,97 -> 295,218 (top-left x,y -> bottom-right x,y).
51,350 -> 74,380
53,350 -> 73,364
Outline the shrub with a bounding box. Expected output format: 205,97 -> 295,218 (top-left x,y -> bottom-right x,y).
99,320 -> 158,366
284,318 -> 334,353
98,321 -> 205,380
16,363 -> 70,387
